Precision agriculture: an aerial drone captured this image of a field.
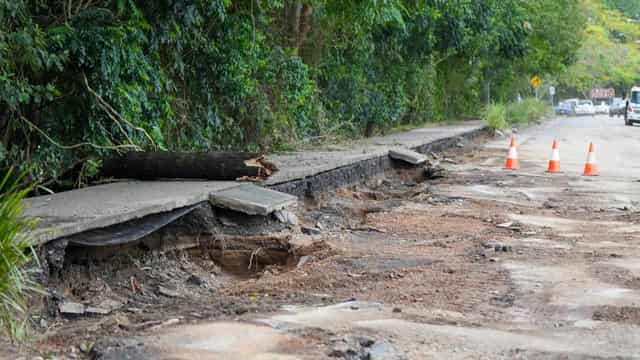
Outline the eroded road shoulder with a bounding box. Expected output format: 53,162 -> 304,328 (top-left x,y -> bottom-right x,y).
12,116 -> 640,359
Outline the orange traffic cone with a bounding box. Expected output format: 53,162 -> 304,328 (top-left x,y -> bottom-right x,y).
583,142 -> 599,176
547,139 -> 561,173
505,135 -> 519,170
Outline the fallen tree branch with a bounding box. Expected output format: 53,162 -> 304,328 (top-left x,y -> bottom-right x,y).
101,152 -> 279,181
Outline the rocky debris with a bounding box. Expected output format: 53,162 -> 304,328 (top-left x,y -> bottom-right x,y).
59,299 -> 121,317
368,341 -> 408,360
85,306 -> 111,316
147,318 -> 180,332
423,160 -> 448,180
297,255 -> 314,268
493,244 -> 509,252
186,274 -> 204,286
328,335 -> 406,360
274,209 -> 299,226
495,221 -> 523,231
543,200 -> 560,209
58,302 -> 85,317
348,226 -> 387,233
91,337 -> 152,360
388,148 -> 428,165
302,225 -> 322,235
157,285 -> 180,298
483,241 -> 514,253
79,342 -> 93,354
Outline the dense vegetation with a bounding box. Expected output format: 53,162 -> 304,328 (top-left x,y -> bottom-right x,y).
0,170 -> 38,339
559,0 -> 640,97
0,1 -> 585,188
485,99 -> 552,130
604,0 -> 640,19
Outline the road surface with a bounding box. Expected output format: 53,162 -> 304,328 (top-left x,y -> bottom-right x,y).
11,115 -> 640,359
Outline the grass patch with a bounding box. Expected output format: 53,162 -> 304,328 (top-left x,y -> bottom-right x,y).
484,103 -> 507,130
485,99 -> 551,129
507,98 -> 552,124
0,169 -> 39,341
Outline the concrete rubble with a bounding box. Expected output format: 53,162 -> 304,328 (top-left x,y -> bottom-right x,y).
388,148 -> 428,165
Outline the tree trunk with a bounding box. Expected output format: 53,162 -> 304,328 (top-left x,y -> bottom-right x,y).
364,121 -> 376,137
297,4 -> 313,49
101,152 -> 278,181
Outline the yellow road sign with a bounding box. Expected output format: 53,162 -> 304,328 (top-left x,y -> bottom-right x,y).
530,76 -> 542,88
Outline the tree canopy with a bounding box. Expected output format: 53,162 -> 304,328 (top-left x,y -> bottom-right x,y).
560,0 -> 640,97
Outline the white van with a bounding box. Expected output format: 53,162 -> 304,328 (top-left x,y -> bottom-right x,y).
625,86 -> 640,126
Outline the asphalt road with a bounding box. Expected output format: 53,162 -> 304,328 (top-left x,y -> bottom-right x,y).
498,114 -> 640,180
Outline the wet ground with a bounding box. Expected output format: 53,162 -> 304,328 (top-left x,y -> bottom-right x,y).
5,115 -> 640,359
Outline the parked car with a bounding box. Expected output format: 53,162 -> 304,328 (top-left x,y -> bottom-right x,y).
575,100 -> 596,116
555,101 -> 574,115
594,101 -> 609,114
625,87 -> 640,126
609,97 -> 627,117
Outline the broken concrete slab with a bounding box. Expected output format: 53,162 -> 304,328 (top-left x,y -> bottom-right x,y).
24,181 -> 238,245
210,183 -> 296,216
58,302 -> 85,317
266,122 -> 484,186
388,148 -> 428,165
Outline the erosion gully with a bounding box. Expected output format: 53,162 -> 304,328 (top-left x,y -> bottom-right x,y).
5,130 -> 640,359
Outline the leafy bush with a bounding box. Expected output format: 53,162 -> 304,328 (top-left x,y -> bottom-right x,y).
484,103 -> 507,130
0,170 -> 38,340
485,99 -> 550,129
507,99 -> 552,124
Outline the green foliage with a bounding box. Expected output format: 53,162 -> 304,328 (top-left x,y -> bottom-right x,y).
0,0 -> 587,188
485,99 -> 550,129
604,0 -> 640,18
0,169 -> 38,340
507,99 -> 552,125
560,0 -> 640,97
485,103 -> 507,130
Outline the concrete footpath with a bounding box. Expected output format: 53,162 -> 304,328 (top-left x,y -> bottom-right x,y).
23,121 -> 485,246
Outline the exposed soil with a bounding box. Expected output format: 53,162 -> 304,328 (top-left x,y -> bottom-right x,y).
4,127 -> 640,359
592,306 -> 640,325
